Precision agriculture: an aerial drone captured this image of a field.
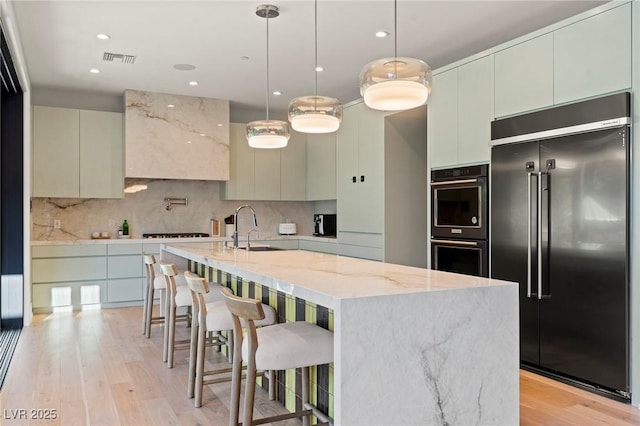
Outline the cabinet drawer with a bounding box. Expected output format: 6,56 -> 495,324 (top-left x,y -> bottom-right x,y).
107,278 -> 144,302
108,243 -> 143,255
108,255 -> 143,279
32,281 -> 106,308
32,244 -> 106,258
32,257 -> 107,283
299,240 -> 338,254
337,232 -> 383,248
338,244 -> 383,262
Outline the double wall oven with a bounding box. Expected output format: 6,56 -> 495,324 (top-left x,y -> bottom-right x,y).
431,165 -> 488,277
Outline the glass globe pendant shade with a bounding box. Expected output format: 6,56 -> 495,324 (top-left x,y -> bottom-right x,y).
288,96 -> 343,133
246,119 -> 291,149
360,57 -> 432,111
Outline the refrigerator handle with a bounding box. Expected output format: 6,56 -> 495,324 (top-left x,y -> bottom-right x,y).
539,170 -> 552,300
527,171 -> 537,298
537,172 -> 543,299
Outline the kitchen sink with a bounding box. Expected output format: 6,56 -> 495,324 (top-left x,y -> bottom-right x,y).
238,245 -> 283,252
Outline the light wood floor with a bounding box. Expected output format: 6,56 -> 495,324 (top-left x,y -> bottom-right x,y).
1,306 -> 639,425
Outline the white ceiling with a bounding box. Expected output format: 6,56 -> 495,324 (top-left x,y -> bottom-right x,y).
11,0 -> 607,116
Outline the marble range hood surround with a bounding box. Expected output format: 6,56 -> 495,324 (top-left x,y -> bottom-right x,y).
125,89 -> 230,180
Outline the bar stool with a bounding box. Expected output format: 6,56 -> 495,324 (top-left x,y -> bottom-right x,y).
221,287 -> 334,426
184,271 -> 277,408
142,254 -> 188,338
160,263 -> 225,368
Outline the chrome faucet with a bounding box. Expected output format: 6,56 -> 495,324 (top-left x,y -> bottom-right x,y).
247,228 -> 259,251
233,205 -> 258,249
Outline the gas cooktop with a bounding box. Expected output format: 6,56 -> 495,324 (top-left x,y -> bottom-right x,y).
142,233 -> 210,239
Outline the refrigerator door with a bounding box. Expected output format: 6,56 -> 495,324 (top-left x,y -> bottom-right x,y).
490,141 -> 540,365
539,127 -> 628,393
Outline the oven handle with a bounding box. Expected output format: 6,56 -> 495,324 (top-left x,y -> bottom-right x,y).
430,178 -> 480,186
430,239 -> 479,247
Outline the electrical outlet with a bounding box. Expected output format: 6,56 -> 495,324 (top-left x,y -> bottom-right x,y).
109,219 -> 115,229
54,219 -> 61,229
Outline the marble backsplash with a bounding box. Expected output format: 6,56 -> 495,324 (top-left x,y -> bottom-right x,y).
31,179 -> 332,241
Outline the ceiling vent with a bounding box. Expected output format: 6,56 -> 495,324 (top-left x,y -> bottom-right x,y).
103,52 -> 136,64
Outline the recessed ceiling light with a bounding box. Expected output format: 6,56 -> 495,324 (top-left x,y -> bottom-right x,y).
200,133 -> 206,136
173,63 -> 196,71
315,66 -> 324,72
187,141 -> 192,144
189,81 -> 198,86
273,91 -> 281,96
167,104 -> 175,108
217,124 -> 223,127
375,31 -> 389,38
89,68 -> 100,74
96,34 -> 110,40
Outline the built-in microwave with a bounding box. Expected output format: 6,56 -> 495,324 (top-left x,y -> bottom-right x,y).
431,165 -> 488,240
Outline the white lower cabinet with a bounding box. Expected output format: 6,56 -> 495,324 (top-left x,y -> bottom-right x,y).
106,244 -> 143,304
32,242 -> 147,312
31,245 -> 107,311
298,239 -> 338,254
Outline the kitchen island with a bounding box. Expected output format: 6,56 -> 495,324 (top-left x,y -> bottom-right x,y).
162,242 -> 519,425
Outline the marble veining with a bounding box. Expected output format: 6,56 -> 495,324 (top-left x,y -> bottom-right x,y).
31,179 -> 317,241
125,89 -> 229,180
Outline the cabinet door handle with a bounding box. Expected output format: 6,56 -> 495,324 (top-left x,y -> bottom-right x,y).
360,175 -> 365,182
352,176 -> 357,183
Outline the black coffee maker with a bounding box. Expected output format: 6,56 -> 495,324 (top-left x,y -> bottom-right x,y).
313,214 -> 336,237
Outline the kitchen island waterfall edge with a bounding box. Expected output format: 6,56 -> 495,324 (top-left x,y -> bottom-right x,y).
161,242 -> 519,425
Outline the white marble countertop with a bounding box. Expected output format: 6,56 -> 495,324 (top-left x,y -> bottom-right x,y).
30,235 -> 337,246
162,241 -> 514,310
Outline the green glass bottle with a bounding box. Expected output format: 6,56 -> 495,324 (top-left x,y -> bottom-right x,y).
122,219 -> 129,236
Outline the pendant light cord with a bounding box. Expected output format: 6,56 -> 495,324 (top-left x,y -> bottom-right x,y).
266,13 -> 270,121
394,0 -> 398,58
314,0 -> 318,97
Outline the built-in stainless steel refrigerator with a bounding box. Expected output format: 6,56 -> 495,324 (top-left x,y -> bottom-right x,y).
490,92 -> 630,400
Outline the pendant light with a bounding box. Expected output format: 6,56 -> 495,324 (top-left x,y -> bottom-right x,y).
359,0 -> 432,111
287,0 -> 342,133
247,4 -> 290,149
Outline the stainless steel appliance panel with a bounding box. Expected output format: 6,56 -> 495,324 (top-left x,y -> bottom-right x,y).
490,141 -> 540,364
538,127 -> 628,392
431,165 -> 488,240
431,239 -> 488,277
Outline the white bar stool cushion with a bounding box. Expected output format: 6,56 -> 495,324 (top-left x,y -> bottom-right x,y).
243,322 -> 334,371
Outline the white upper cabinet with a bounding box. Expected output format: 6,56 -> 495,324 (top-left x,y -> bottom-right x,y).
429,56 -> 493,168
33,106 -> 80,198
457,55 -> 493,165
494,33 -> 554,118
223,123 -> 255,200
305,132 -> 336,201
33,106 -> 123,198
429,69 -> 458,168
222,123 -> 307,201
254,148 -> 281,201
553,3 -> 631,104
280,131 -> 306,201
79,110 -> 123,198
